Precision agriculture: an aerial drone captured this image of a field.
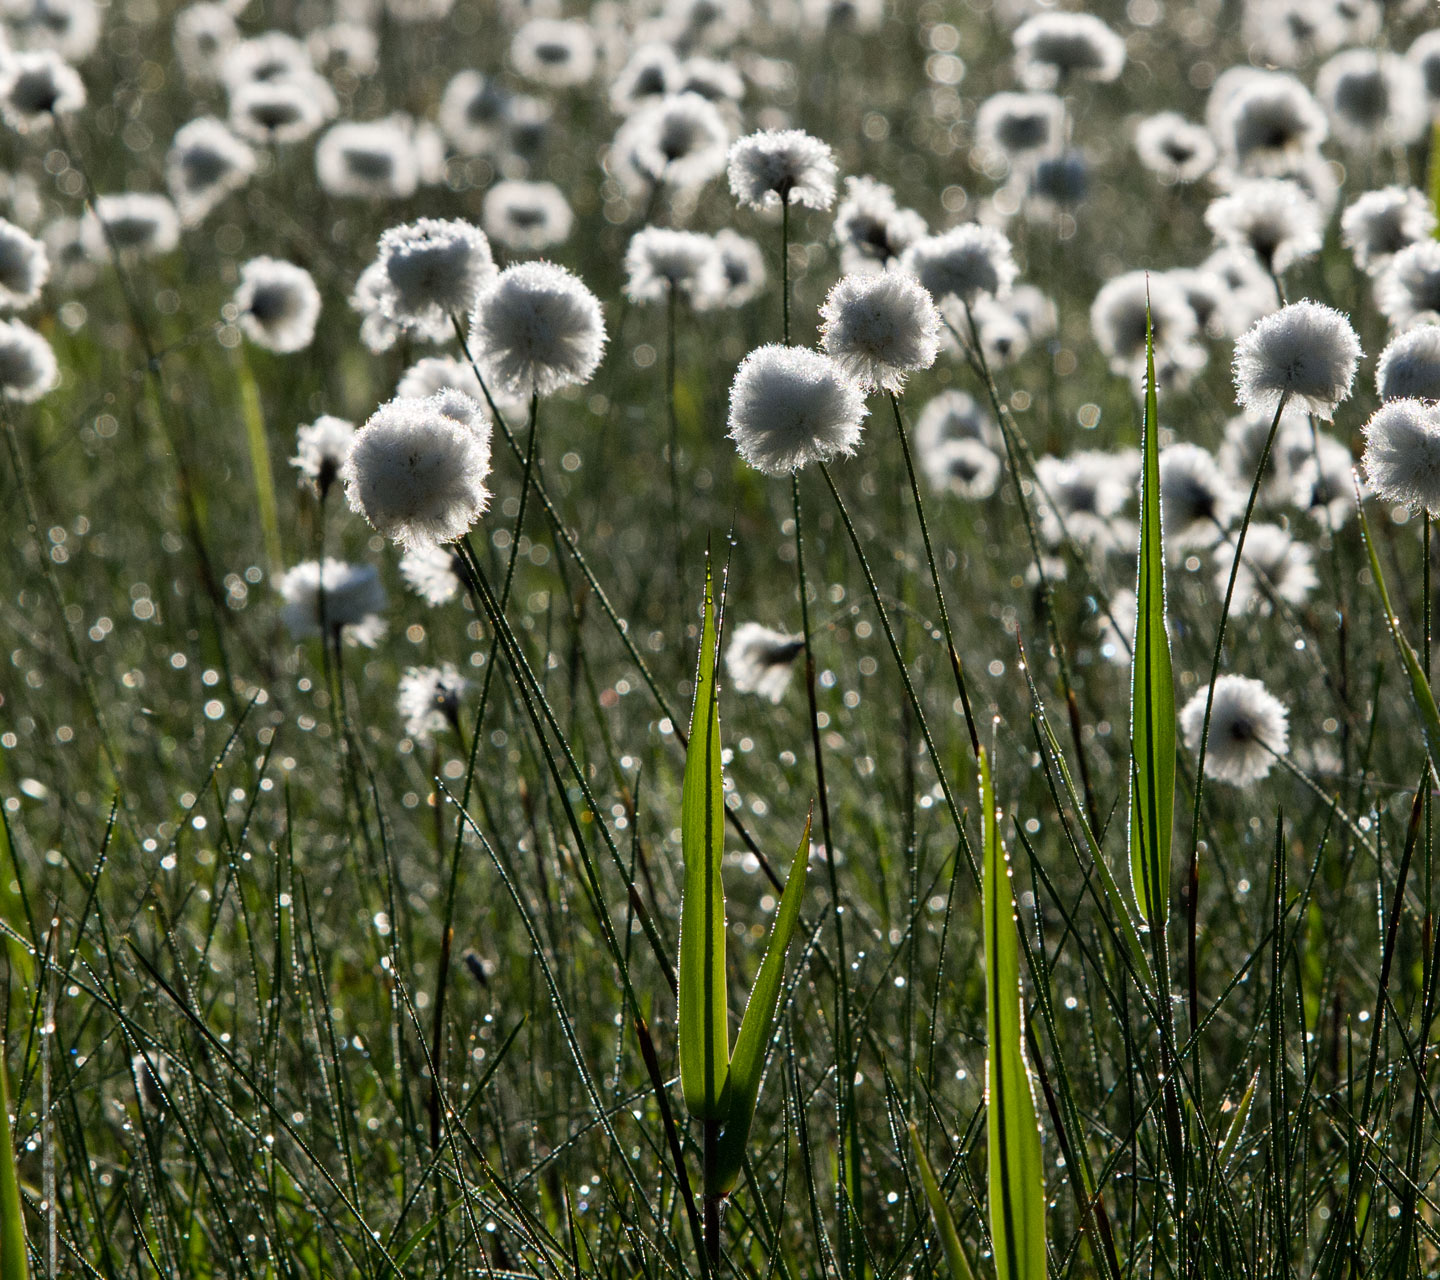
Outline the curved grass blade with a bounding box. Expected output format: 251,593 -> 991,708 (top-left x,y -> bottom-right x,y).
981,746 -> 1047,1280
711,811 -> 811,1196
1356,486 -> 1440,777
679,561 -> 730,1121
1218,1069 -> 1260,1179
908,1122 -> 978,1280
0,1048 -> 27,1280
1128,303 -> 1176,933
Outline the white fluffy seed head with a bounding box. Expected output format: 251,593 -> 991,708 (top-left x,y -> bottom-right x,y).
1341,186 -> 1434,276
624,226 -> 724,304
703,229 -> 766,310
833,176 -> 928,275
374,218 -> 496,340
278,559 -> 387,647
1160,443 -> 1241,548
727,344 -> 868,475
235,257 -> 321,354
439,70 -> 509,153
1378,240 -> 1440,331
399,543 -> 463,606
819,271 -> 941,393
82,193 -> 180,262
315,119 -> 420,200
0,318 -> 55,400
166,117 -> 256,226
1316,48 -> 1427,150
468,260 -> 607,399
1134,111 -> 1216,184
1214,71 -> 1327,174
1205,178 -> 1323,275
1012,13 -> 1125,89
0,219 -> 47,310
922,437 -> 1001,500
341,393 -> 492,549
1376,326 -> 1440,402
398,663 -> 469,742
228,76 -> 332,145
724,622 -> 803,704
1180,675 -> 1290,786
1232,300 -> 1361,419
611,92 -> 730,193
290,415 -> 355,494
0,52 -> 85,130
481,180 -> 573,252
510,18 -> 596,87
975,92 -> 1066,163
901,224 -> 1017,309
1217,521 -> 1317,614
1090,270 -> 1197,375
725,128 -> 837,210
1363,398 -> 1440,516
914,388 -> 995,455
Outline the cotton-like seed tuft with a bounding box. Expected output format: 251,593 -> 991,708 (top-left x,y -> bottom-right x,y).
727,344 -> 867,475
725,129 -> 837,210
819,271 -> 941,393
1180,675 -> 1290,786
235,257 -> 321,353
1232,300 -> 1360,420
1362,398 -> 1440,517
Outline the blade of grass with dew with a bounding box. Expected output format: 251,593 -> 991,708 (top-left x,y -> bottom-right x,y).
233,346 -> 283,578
711,811 -> 811,1196
679,561 -> 730,1122
981,745 -> 1047,1280
1356,487 -> 1440,778
1128,307 -> 1176,933
1217,1069 -> 1260,1179
908,1122 -> 978,1280
0,1047 -> 27,1280
1429,120 -> 1440,236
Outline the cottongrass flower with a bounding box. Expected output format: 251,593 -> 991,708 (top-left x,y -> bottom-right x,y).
1168,268 -> 1229,340
504,94 -> 552,160
819,271 -> 941,393
396,356 -> 486,403
468,261 -> 607,399
398,663 -> 469,743
220,31 -> 313,89
833,176 -> 927,275
290,415 -> 355,497
1220,521 -> 1318,613
481,181 -> 573,252
1090,270 -> 1199,380
1034,451 -> 1132,550
1012,13 -> 1125,90
1218,407 -> 1310,506
1205,179 -> 1322,276
315,120 -> 420,201
229,78 -> 332,145
1362,399 -> 1440,516
725,129 -> 837,210
279,559 -> 387,647
510,18 -> 596,87
0,318 -> 56,400
624,227 -> 723,304
974,92 -> 1066,165
439,70 -> 509,153
1134,112 -> 1216,184
1181,676 -> 1290,786
0,51 -> 85,130
913,388 -> 994,454
901,225 -> 1016,309
921,437 -> 1001,500
173,3 -> 238,81
1213,71 -> 1327,175
673,56 -> 744,105
1316,48 -> 1426,150
609,43 -> 679,113
1233,301 -> 1360,420
1024,150 -> 1089,219
82,194 -> 180,262
1376,326 -> 1440,402
1341,187 -> 1434,276
1377,241 -> 1440,332
165,117 -> 256,226
612,92 -> 730,193
373,218 -> 495,341
1161,443 -> 1241,549
399,543 -> 463,605
724,623 -> 803,703
342,393 -> 492,550
1293,432 -> 1358,528
0,219 -> 46,310
1412,29 -> 1440,111
704,229 -> 766,309
234,257 -> 321,354
727,344 -> 867,475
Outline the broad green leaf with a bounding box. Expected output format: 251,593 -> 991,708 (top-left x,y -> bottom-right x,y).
981,746 -> 1047,1280
679,563 -> 729,1120
1128,305 -> 1176,933
0,1048 -> 27,1280
1357,494 -> 1440,778
909,1122 -> 978,1280
710,812 -> 811,1195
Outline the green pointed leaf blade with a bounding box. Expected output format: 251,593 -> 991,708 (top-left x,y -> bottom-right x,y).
1357,493 -> 1440,777
909,1123 -> 978,1280
0,1049 -> 27,1280
981,746 -> 1047,1280
1128,302 -> 1176,933
1429,120 -> 1440,239
710,812 -> 810,1195
679,562 -> 730,1121
1217,1069 -> 1260,1178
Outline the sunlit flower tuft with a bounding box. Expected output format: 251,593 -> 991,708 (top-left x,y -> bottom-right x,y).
725,128 -> 838,210
901,224 -> 1016,309
234,257 -> 321,354
1376,326 -> 1440,402
1012,13 -> 1125,90
481,180 -> 573,253
1362,398 -> 1440,517
0,51 -> 85,130
82,194 -> 180,262
727,344 -> 867,475
165,117 -> 256,226
1180,676 -> 1290,786
399,543 -> 464,606
1232,300 -> 1360,420
819,271 -> 941,393
0,318 -> 56,400
373,218 -> 496,341
0,219 -> 47,310
290,415 -> 355,497
398,663 -> 469,743
624,227 -> 723,304
725,623 -> 803,704
279,559 -> 387,647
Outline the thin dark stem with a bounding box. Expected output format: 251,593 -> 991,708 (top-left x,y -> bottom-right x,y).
781,195 -> 791,345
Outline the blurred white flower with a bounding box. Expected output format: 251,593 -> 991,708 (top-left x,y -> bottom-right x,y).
1180,675 -> 1290,787
279,559 -> 387,648
1362,398 -> 1440,517
234,257 -> 321,354
398,664 -> 469,743
481,180 -> 573,252
165,117 -> 255,226
725,623 -> 803,703
290,415 -> 355,497
0,317 -> 55,400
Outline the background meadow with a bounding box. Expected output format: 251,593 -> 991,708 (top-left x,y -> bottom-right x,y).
4,0 -> 1440,1276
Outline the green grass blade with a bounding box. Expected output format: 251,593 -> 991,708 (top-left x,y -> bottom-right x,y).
0,1048 -> 27,1280
1128,304 -> 1176,932
1218,1069 -> 1260,1178
711,811 -> 811,1195
234,347 -> 284,578
908,1122 -> 978,1280
1429,120 -> 1440,238
1356,492 -> 1440,776
981,746 -> 1047,1280
679,561 -> 730,1121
